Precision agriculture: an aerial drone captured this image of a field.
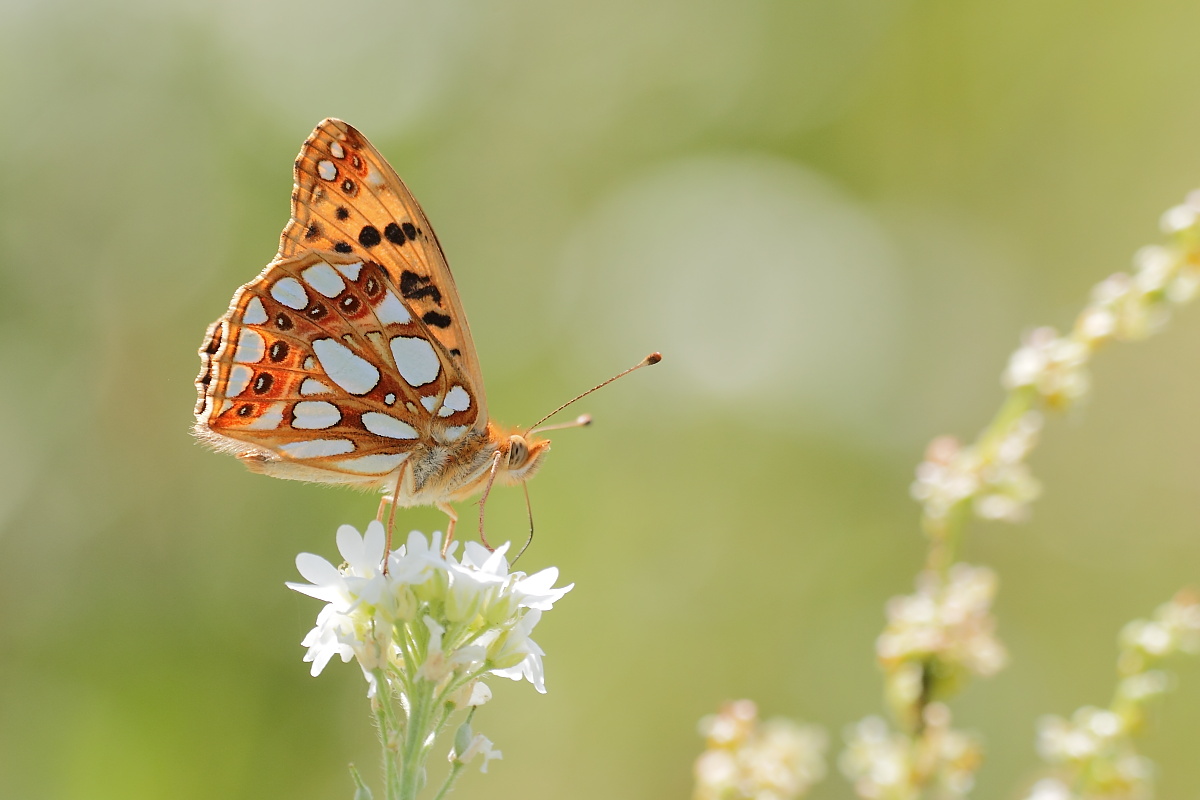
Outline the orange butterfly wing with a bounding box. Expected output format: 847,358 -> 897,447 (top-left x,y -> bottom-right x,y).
277,118 -> 488,425
195,251 -> 483,483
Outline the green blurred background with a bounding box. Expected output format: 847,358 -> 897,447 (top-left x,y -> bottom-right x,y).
2,1 -> 1198,797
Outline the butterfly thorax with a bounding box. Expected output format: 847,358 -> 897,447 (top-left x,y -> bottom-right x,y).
393,422 -> 550,507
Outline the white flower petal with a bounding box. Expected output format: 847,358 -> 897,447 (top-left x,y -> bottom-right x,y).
294,553 -> 341,587
336,524 -> 366,567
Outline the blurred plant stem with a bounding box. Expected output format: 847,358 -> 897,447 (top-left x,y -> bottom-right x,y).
871,193 -> 1200,795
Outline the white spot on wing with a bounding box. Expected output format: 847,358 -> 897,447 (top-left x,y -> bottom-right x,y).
271,277 -> 308,310
292,400 -> 342,429
312,338 -> 381,395
335,261 -> 363,281
227,364 -> 253,396
302,263 -> 346,298
373,293 -> 411,325
390,336 -> 440,387
362,412 -> 419,440
234,329 -> 266,363
441,425 -> 468,443
303,356 -> 315,370
420,395 -> 438,412
243,297 -> 268,325
329,141 -> 345,159
443,385 -> 471,411
245,402 -> 286,430
334,453 -> 409,474
281,438 -> 354,458
317,160 -> 338,181
384,393 -> 396,405
366,164 -> 384,187
300,378 -> 332,396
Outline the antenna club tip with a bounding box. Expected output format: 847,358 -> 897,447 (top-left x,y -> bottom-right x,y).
577,414 -> 593,426
645,352 -> 663,365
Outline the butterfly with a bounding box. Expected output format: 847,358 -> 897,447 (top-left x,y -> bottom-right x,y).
195,118 -> 658,547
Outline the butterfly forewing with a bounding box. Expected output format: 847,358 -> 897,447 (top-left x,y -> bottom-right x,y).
277,119 -> 488,426
195,250 -> 482,483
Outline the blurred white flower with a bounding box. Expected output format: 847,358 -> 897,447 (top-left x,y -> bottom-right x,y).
694,700 -> 827,800
840,708 -> 980,800
1118,591 -> 1200,673
1002,327 -> 1090,406
912,414 -> 1042,525
1160,203 -> 1199,234
838,717 -> 913,800
1023,778 -> 1073,800
877,564 -> 1007,681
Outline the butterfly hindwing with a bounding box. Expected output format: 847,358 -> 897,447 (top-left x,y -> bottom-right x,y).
278,118 -> 488,427
195,251 -> 483,482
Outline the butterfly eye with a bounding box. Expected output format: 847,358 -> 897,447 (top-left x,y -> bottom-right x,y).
507,438 -> 528,469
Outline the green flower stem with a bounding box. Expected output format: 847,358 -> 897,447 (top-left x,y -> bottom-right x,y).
371,672 -> 401,800
397,679 -> 436,800
432,708 -> 478,800
432,760 -> 468,800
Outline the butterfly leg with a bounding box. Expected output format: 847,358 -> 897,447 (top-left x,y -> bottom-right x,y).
437,502 -> 458,557
380,469 -> 406,573
375,494 -> 392,523
476,450 -> 504,552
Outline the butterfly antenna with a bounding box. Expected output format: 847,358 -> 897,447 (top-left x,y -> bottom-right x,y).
526,352 -> 662,434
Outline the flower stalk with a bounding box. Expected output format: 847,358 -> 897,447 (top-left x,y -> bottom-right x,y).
1026,591 -> 1200,800
848,191 -> 1200,797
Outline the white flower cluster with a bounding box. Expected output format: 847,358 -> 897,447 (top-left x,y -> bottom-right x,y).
1027,593 -> 1200,800
838,717 -> 912,800
1005,194 -> 1200,410
1034,708 -> 1153,800
1118,592 -> 1200,674
1158,189 -> 1200,236
911,413 -> 1042,525
1002,327 -> 1090,407
838,706 -> 980,800
876,564 -> 1007,703
693,700 -> 827,800
288,522 -> 573,700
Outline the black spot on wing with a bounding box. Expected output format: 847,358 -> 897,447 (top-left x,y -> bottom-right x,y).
305,223 -> 322,240
358,225 -> 381,247
334,242 -> 353,253
384,222 -> 406,245
400,270 -> 442,304
402,222 -> 419,239
336,206 -> 350,220
422,311 -> 451,328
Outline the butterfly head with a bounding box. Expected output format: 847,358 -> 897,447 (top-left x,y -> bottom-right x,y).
499,432 -> 551,484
